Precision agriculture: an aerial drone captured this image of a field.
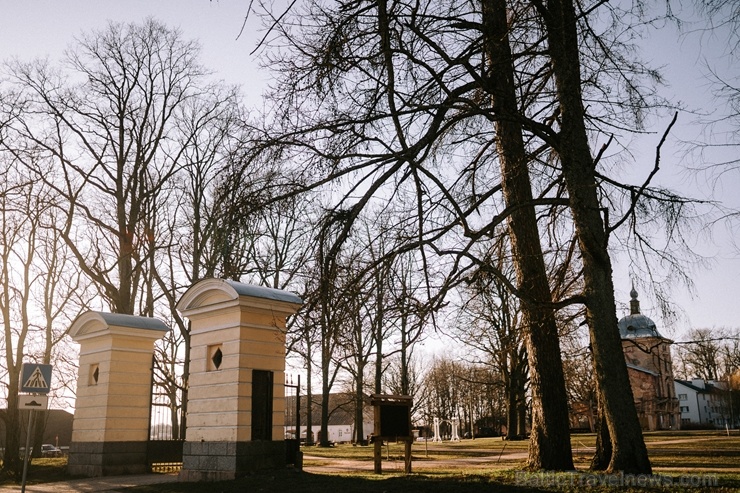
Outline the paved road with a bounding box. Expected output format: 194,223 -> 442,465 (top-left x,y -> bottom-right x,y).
0,473 -> 178,493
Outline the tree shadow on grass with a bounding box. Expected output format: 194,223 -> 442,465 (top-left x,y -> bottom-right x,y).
125,470 -> 543,493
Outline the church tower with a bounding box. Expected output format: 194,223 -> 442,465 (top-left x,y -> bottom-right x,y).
618,286 -> 680,430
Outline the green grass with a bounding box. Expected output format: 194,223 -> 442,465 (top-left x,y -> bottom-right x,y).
4,432 -> 740,492
0,457 -> 77,485
121,470 -> 534,493
121,469 -> 740,493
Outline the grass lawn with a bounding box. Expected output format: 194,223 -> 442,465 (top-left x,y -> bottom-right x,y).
117,469 -> 740,493
3,431 -> 740,492
0,458 -> 74,485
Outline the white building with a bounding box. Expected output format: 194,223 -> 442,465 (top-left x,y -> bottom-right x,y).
674,379 -> 735,428
285,393 -> 375,444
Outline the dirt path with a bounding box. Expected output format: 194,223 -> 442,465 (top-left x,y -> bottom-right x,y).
303,435 -> 740,474
302,450 -> 530,474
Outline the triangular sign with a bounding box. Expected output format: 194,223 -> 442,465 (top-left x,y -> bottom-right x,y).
23,367 -> 49,390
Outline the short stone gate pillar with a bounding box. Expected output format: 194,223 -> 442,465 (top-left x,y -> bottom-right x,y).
177,279 -> 302,482
67,312 -> 169,476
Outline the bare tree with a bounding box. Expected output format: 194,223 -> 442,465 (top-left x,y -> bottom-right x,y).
245,0 -> 704,472
456,240 -> 529,439
147,87 -> 245,438
0,167 -> 39,473
307,210 -> 355,447
7,18 -> 212,315
29,205 -> 90,456
677,328 -> 724,381
5,22 -> 262,445
382,354 -> 426,421
329,239 -> 376,444
0,156 -> 85,472
419,357 -> 502,438
247,0 -> 578,468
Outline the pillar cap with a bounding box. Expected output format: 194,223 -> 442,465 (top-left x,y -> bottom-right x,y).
177,278 -> 302,315
69,311 -> 169,342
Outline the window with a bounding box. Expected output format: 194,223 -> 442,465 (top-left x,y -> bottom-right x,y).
680,406 -> 689,413
338,430 -> 343,437
89,364 -> 99,385
207,344 -> 223,371
678,394 -> 688,401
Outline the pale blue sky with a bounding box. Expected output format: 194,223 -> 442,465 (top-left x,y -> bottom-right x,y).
1,0 -> 737,340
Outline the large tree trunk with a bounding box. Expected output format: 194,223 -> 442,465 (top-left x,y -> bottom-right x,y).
354,362 -> 365,443
306,358 -> 314,446
540,0 -> 651,474
320,383 -> 331,446
591,392 -> 612,470
517,383 -> 528,438
31,411 -> 48,459
482,0 -> 574,470
506,371 -> 519,439
374,267 -> 385,395
2,379 -> 22,476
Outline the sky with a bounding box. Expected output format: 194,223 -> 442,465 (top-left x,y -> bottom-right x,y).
0,0 -> 738,343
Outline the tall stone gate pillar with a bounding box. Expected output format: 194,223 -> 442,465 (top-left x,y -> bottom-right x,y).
68,312 -> 169,476
177,279 -> 302,482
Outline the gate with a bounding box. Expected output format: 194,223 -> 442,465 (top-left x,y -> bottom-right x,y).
148,358 -> 185,472
284,374 -> 301,466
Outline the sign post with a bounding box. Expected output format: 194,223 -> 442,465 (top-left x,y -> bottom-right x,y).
19,363 -> 52,493
370,394 -> 413,474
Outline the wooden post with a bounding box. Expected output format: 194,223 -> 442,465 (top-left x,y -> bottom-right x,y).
373,438 -> 382,474
404,437 -> 412,474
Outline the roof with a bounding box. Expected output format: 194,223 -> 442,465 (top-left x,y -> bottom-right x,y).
178,278 -> 303,313
626,363 -> 659,376
224,280 -> 303,305
96,312 -> 169,331
618,286 -> 663,339
674,379 -> 722,394
69,311 -> 170,340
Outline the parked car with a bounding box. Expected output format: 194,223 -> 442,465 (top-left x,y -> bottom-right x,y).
41,444 -> 62,457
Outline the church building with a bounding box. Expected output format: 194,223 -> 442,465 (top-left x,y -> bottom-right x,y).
618,286 -> 681,430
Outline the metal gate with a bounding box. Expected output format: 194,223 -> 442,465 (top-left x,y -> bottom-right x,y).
285,375 -> 301,466
148,358 -> 185,472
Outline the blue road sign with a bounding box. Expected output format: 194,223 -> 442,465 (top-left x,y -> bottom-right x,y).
20,363 -> 53,394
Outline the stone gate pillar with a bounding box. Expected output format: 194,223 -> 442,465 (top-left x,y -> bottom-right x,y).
177,279 -> 302,482
67,312 -> 169,476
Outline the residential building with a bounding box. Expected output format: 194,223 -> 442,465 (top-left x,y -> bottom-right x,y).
674,379 -> 736,428
285,393 -> 374,444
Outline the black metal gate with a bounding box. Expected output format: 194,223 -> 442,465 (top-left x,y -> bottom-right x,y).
285,375 -> 301,466
148,358 -> 185,472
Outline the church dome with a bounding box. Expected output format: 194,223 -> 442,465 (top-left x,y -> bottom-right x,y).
618,286 -> 663,339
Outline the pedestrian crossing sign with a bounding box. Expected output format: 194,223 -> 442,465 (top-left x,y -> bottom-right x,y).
20,363 -> 52,394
